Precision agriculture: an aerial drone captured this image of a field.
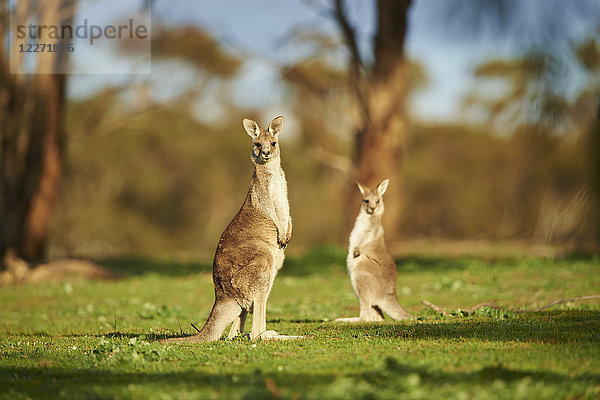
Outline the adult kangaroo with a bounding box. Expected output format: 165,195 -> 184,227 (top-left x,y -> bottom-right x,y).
166,116 -> 298,343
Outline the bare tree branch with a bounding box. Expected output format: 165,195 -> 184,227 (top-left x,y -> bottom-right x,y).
514,294 -> 600,313
421,295 -> 600,316
309,145 -> 354,178
299,0 -> 336,20
420,299 -> 447,316
332,0 -> 371,127
333,0 -> 364,72
466,300 -> 498,313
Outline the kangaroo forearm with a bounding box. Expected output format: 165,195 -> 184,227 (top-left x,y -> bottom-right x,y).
285,219 -> 292,242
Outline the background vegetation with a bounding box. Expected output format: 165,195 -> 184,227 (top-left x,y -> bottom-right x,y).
2,0 -> 600,261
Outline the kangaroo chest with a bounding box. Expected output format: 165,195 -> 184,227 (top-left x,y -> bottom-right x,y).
347,213 -> 384,271
349,214 -> 382,251
251,166 -> 290,234
269,172 -> 290,228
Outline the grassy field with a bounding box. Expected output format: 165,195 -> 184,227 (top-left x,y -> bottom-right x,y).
1,245 -> 599,399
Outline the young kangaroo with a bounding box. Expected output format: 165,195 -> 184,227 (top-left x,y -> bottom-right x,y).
336,179 -> 413,322
165,116 -> 297,343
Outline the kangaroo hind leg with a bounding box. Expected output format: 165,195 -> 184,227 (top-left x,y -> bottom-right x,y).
228,308 -> 248,339
381,297 -> 413,320
162,298 -> 240,344
359,299 -> 384,322
250,296 -> 304,341
356,273 -> 384,322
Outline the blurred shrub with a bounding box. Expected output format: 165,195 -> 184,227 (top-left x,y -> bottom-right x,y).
52,92 -> 590,258
50,40 -> 597,257
401,123 -> 587,241
51,96 -> 346,257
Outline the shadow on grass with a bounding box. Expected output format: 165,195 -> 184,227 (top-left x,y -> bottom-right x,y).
1,357 -> 598,398
95,245 -> 348,277
55,311 -> 600,346
327,310 -> 600,345
94,244 -> 594,278
379,357 -> 600,385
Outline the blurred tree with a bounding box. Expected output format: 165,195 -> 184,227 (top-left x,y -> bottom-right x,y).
284,0 -> 599,244
334,0 -> 411,237
462,36 -> 600,247
463,53 -> 572,135
575,38 -> 600,251
151,26 -> 241,78
282,0 -> 412,238
0,0 -> 75,265
334,0 -> 411,238
49,25 -> 243,258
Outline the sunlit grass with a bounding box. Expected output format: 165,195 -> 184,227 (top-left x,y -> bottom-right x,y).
1,246 -> 599,399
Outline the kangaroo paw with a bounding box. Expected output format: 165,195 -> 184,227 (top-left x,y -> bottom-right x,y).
257,330 -> 279,340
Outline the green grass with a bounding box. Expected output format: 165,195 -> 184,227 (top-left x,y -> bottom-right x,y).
1,245 -> 599,399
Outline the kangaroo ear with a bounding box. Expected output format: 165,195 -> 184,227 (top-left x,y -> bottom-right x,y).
243,118 -> 260,138
377,179 -> 390,196
355,181 -> 368,197
268,116 -> 285,135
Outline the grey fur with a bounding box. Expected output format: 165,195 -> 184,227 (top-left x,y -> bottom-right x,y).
336,179 -> 413,322
165,116 -> 301,343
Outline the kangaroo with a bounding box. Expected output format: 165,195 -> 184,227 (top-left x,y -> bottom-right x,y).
336,179 -> 413,322
165,116 -> 297,343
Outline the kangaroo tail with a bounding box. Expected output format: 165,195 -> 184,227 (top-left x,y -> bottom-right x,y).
381,297 -> 413,320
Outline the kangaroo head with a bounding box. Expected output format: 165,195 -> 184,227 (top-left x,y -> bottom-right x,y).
356,179 -> 389,215
243,116 -> 285,166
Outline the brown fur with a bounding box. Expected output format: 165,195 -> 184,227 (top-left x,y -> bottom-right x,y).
165,116 -> 300,344
336,179 -> 413,322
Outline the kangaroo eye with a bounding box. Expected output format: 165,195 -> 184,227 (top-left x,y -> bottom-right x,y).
271,142 -> 276,146
376,199 -> 380,204
255,143 -> 261,148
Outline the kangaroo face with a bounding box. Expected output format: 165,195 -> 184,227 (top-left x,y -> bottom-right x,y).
243,116 -> 285,166
362,191 -> 383,215
252,132 -> 279,165
356,179 -> 390,216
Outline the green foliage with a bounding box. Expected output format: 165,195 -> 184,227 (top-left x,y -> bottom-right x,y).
151,26 -> 241,78
1,250 -> 599,399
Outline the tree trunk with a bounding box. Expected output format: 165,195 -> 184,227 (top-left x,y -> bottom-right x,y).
0,0 -> 73,265
583,97 -> 600,252
348,0 -> 412,239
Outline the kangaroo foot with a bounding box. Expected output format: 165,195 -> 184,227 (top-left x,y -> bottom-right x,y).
257,330 -> 305,341
334,317 -> 361,322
